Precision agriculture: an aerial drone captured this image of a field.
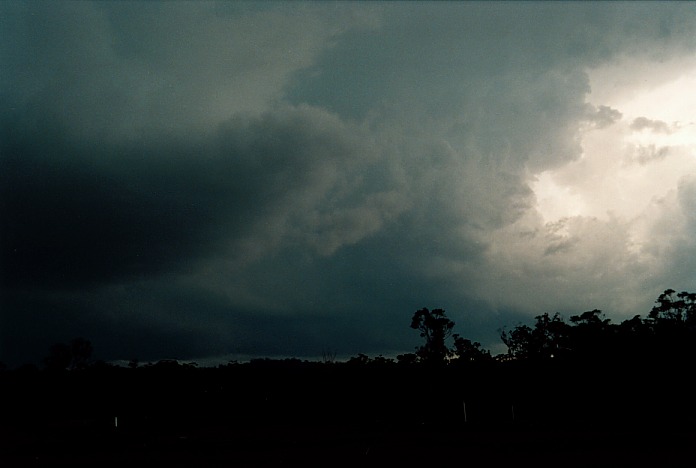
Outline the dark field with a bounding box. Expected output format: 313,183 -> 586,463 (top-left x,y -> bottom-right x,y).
3,421 -> 694,467
3,361 -> 695,467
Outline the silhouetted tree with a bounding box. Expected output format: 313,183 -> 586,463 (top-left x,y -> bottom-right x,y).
648,289 -> 696,329
619,314 -> 643,332
650,289 -> 683,323
500,323 -> 534,360
647,289 -> 696,358
396,353 -> 418,366
410,308 -> 455,365
534,312 -> 570,358
681,291 -> 696,327
568,309 -> 615,360
346,353 -> 370,366
451,334 -> 491,362
569,309 -> 608,327
371,355 -> 395,367
501,313 -> 569,360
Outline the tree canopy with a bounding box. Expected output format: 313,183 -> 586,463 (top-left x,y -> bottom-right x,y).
499,289 -> 696,363
410,308 -> 455,365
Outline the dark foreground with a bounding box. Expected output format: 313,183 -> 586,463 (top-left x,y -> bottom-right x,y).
2,421 -> 694,467
3,359 -> 696,467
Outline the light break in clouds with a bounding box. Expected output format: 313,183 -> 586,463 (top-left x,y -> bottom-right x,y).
2,2 -> 696,366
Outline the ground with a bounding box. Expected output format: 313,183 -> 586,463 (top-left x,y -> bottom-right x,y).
2,420 -> 693,467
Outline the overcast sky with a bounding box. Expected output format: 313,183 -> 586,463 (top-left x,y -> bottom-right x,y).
2,2 -> 696,366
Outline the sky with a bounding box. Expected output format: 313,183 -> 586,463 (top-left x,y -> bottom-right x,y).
2,1 -> 696,367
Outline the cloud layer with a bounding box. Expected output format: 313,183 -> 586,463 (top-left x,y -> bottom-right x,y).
2,2 -> 696,365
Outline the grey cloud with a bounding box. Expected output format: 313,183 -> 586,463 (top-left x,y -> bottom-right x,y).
630,117 -> 671,133
288,3 -> 696,176
0,104 -> 387,289
633,144 -> 670,165
474,213 -> 656,320
544,237 -> 579,257
632,177 -> 696,296
586,105 -> 623,129
678,176 -> 696,237
0,2 -> 346,138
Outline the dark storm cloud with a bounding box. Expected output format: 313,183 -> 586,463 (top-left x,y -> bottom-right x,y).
0,132 -> 204,288
0,95 -> 413,363
0,275 -> 404,365
288,3 -> 598,170
3,2 -> 696,366
0,1 -> 347,137
0,104 -> 380,288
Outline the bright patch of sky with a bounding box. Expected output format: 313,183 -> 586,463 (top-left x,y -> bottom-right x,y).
487,54 -> 696,319
532,58 -> 696,227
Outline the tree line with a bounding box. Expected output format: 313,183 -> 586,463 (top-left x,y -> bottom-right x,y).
4,288 -> 696,435
5,289 -> 696,466
5,288 -> 693,373
499,288 -> 696,364
353,288 -> 696,368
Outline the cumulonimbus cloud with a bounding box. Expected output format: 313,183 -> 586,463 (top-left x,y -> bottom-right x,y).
2,1 -> 696,365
